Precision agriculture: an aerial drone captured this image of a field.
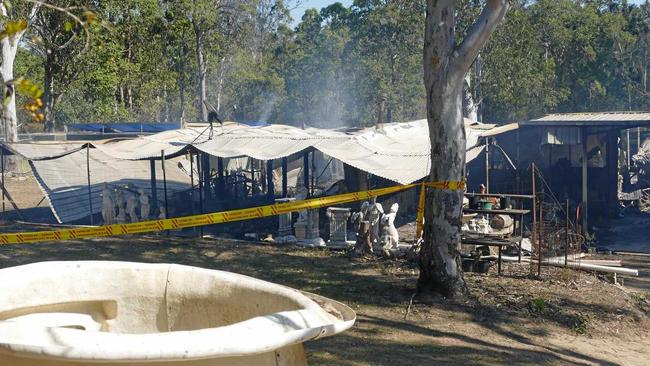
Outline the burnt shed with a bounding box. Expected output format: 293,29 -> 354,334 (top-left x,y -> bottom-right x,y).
467,112 -> 650,232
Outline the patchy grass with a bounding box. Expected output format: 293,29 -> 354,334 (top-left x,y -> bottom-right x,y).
0,234 -> 648,365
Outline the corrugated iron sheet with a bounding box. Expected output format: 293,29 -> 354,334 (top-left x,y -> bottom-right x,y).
527,112 -> 650,125
6,119 -> 493,190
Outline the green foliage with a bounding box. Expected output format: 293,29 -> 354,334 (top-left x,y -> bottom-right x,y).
0,19 -> 26,39
569,312 -> 590,334
9,0 -> 650,129
529,297 -> 547,313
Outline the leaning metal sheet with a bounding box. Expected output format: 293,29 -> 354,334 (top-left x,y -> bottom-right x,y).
30,149 -> 190,223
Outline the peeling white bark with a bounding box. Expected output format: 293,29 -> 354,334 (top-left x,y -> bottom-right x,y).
419,0 -> 508,297
0,4 -> 40,142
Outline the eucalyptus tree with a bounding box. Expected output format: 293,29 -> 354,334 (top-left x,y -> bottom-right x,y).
171,0 -> 236,122
351,0 -> 425,125
419,0 -> 508,298
28,1 -> 96,131
0,1 -> 40,141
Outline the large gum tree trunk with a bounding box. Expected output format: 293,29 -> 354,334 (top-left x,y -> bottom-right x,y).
1,38 -> 19,143
418,0 -> 508,298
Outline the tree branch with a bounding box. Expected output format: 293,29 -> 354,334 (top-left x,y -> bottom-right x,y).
452,0 -> 509,83
27,3 -> 42,22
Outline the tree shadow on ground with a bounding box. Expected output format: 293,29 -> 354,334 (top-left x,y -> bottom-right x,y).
0,236 -> 640,366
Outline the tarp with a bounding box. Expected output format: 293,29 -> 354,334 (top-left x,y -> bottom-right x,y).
5,119 -> 496,186
31,149 -> 190,223
2,141 -> 87,160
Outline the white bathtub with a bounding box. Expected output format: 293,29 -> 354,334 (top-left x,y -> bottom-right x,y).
0,261 -> 355,365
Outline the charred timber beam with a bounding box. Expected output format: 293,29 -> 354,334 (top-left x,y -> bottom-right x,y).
217,157 -> 224,198
303,151 -> 310,198
202,153 -> 211,199
267,160 -> 274,199
282,157 -> 288,198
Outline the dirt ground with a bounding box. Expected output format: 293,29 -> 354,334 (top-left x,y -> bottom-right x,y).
2,172 -> 650,365
599,214 -> 650,254
1,172 -> 56,223
0,234 -> 648,366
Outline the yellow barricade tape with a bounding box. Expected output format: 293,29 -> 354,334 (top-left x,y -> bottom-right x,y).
0,180 -> 464,245
416,183 -> 426,239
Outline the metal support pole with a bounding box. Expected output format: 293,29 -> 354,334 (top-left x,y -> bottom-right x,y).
161,150 -> 169,219
303,151 -> 310,198
190,153 -> 194,213
217,157 -> 224,198
497,246 -> 502,276
516,129 -> 521,194
518,213 -> 524,263
310,152 -> 315,196
266,160 -> 274,199
202,153 -> 211,199
1,146 -> 5,219
86,145 -> 94,225
282,157 -> 288,198
531,163 -> 537,272
538,193 -> 543,278
485,138 -> 490,193
581,128 -> 588,235
150,159 -> 158,213
627,129 -> 631,168
198,153 -> 204,237
565,199 -> 570,267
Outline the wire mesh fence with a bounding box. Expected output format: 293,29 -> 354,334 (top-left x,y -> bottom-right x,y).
529,168 -> 585,277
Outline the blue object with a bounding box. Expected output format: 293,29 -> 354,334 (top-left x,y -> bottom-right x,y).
68,123 -> 181,133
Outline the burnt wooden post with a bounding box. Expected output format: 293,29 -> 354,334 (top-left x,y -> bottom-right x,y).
202,153 -> 211,199
266,160 -> 274,199
282,157 -> 288,197
217,157 -> 225,198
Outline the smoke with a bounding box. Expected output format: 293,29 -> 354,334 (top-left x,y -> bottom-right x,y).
296,77 -> 355,130
258,94 -> 278,123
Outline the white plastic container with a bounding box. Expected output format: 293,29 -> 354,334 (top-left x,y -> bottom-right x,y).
0,261 -> 355,365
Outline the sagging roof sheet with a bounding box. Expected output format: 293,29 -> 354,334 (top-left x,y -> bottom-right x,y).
31,149 -> 190,223
195,119 -> 488,184
3,141 -> 87,160
5,119 -> 494,186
